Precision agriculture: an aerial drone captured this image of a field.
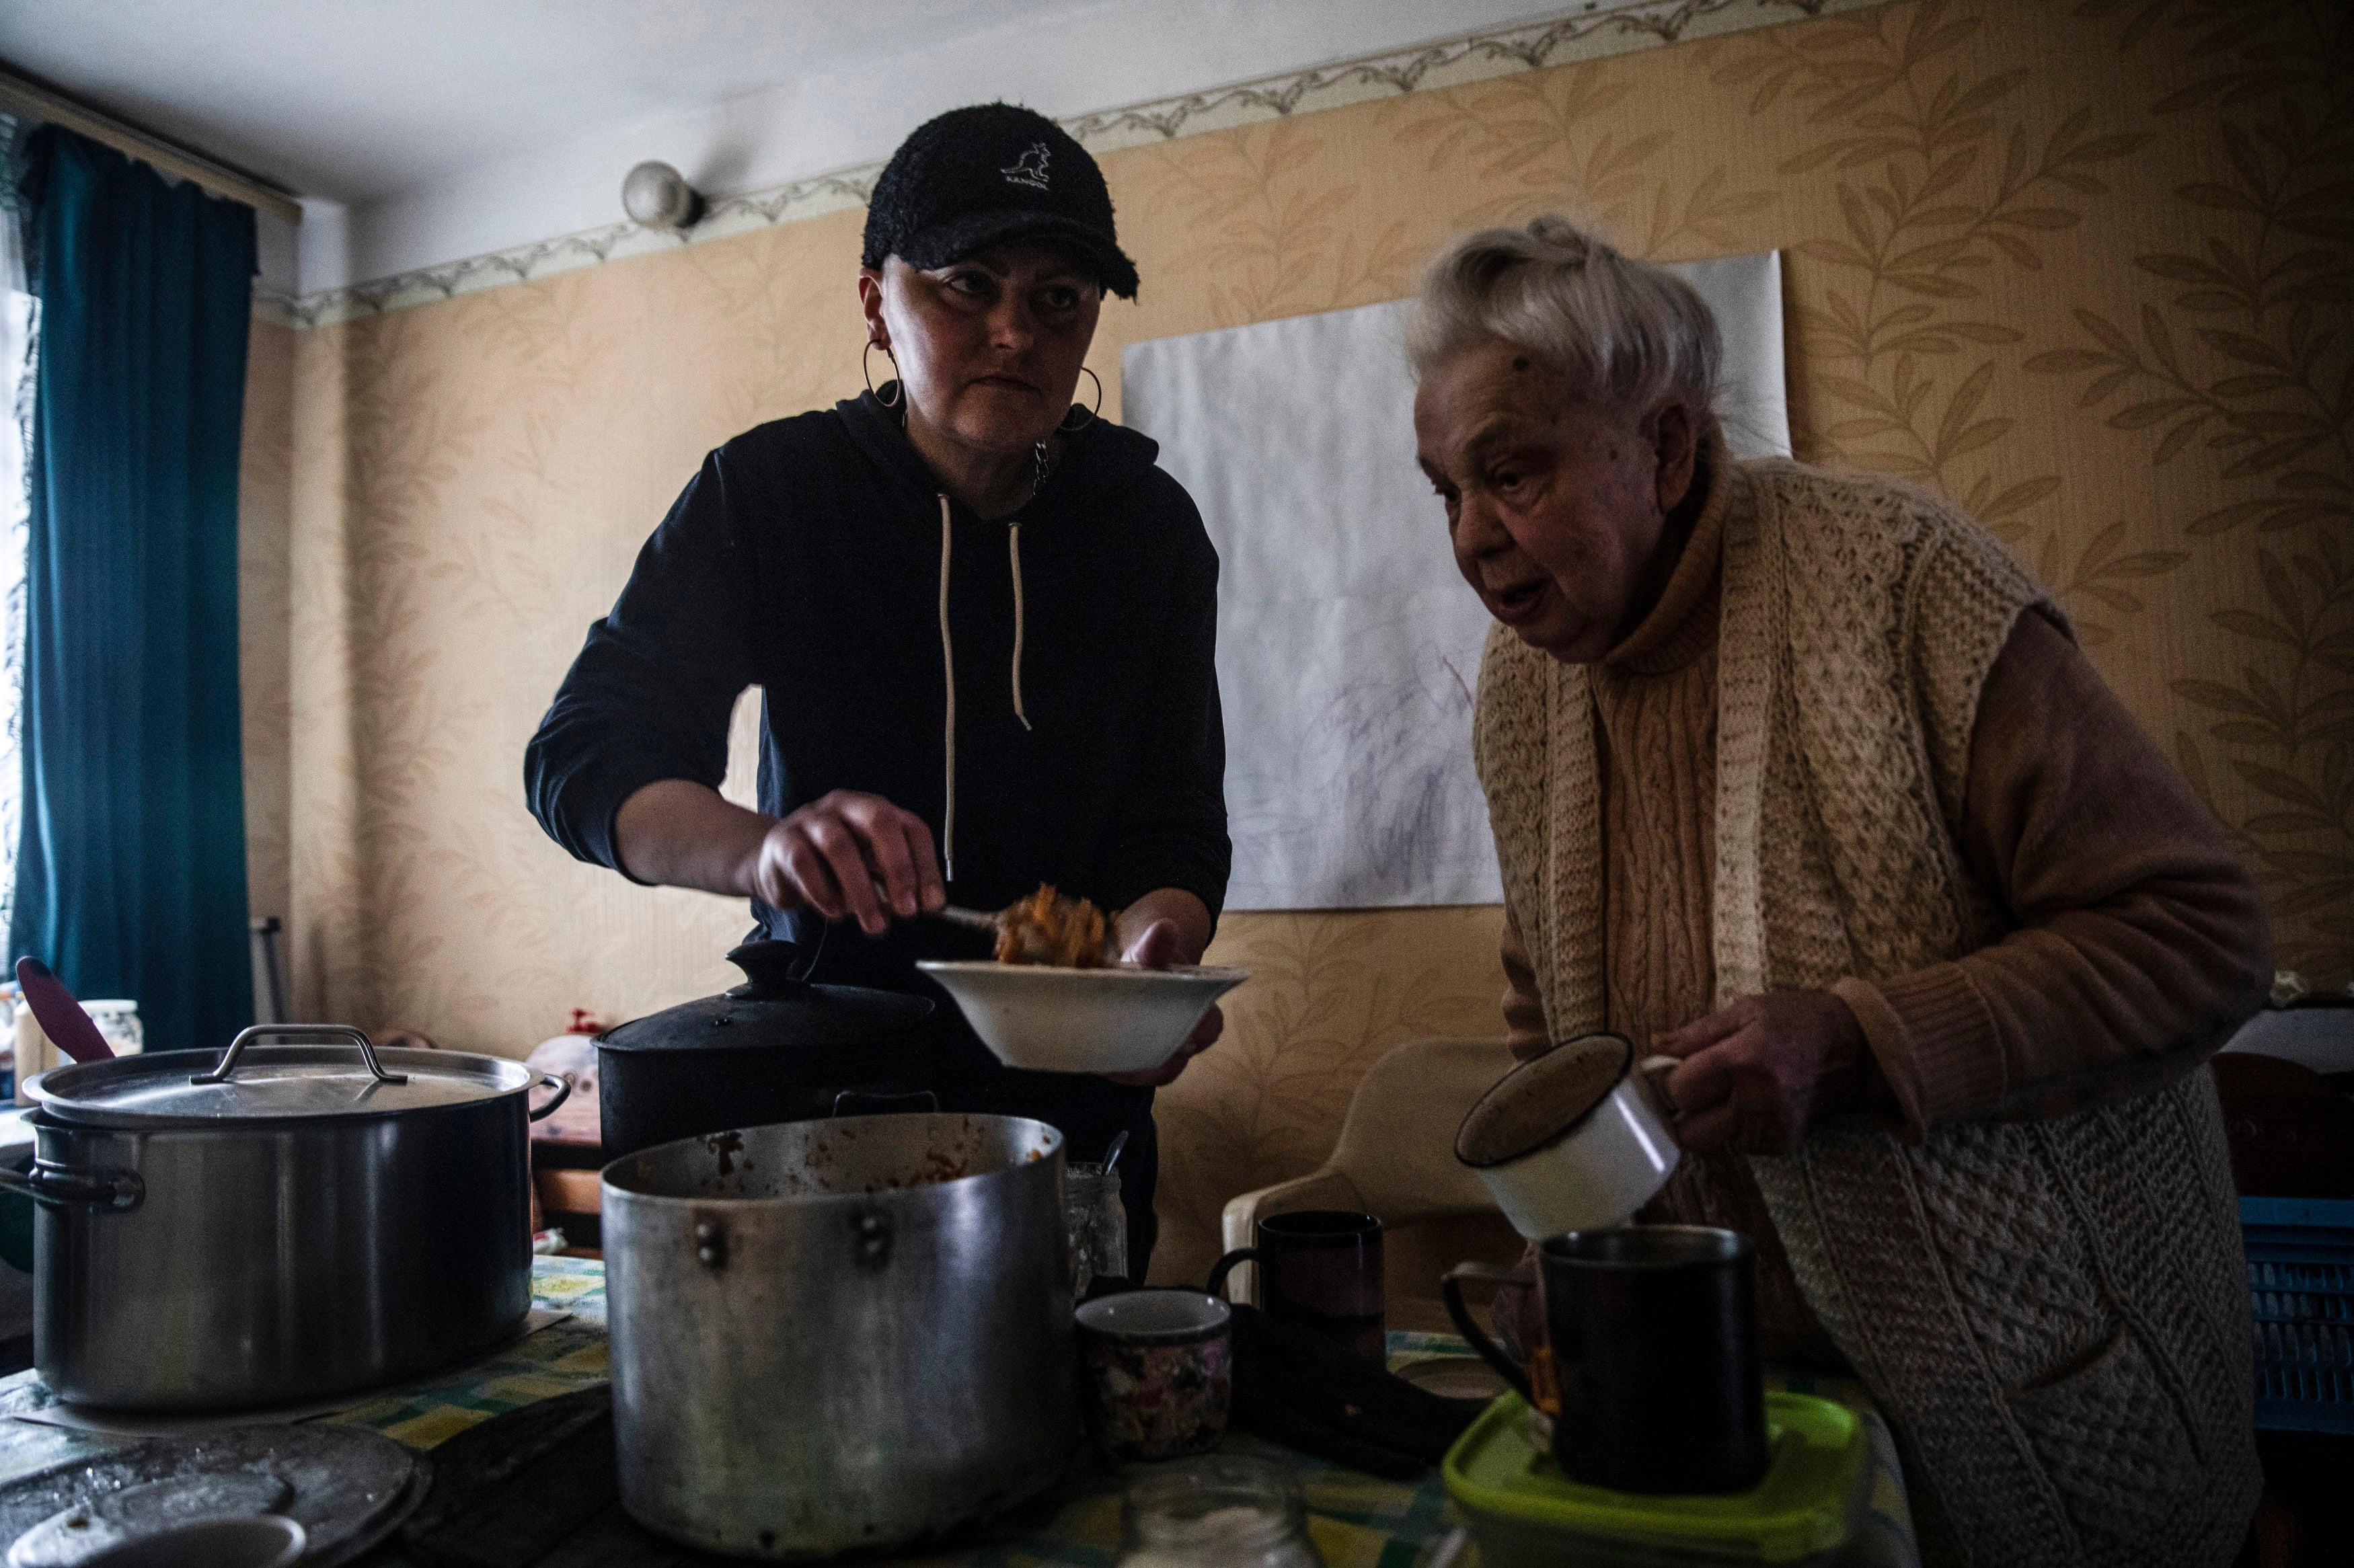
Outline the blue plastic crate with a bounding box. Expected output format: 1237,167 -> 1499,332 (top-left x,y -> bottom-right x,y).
2242,1196 -> 2354,1435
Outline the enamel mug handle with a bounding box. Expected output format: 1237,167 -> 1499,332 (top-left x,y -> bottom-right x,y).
1205,1247 -> 1262,1302
1634,1054 -> 1683,1120
1442,1261 -> 1535,1405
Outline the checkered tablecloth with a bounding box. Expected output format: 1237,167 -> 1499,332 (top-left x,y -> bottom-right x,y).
0,1259 -> 1918,1566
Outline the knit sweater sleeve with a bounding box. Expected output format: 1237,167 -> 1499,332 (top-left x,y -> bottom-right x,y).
1833,611 -> 2273,1136
1498,906 -> 1551,1062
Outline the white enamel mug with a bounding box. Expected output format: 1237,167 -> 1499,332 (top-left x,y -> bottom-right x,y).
1454,1033 -> 1681,1241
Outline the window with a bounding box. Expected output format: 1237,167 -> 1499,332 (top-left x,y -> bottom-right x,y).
0,125 -> 32,936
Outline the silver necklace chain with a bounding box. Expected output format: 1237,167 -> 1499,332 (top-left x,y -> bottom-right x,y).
895,399 -> 1051,508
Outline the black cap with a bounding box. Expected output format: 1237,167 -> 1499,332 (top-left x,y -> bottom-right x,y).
862,103 -> 1139,300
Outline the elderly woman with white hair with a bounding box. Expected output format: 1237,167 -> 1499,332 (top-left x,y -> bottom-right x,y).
1412,215 -> 2270,1567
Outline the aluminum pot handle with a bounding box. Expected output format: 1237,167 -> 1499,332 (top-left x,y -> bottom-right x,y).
193,1024 -> 408,1087
830,1089 -> 940,1118
0,1161 -> 143,1212
527,1069 -> 572,1123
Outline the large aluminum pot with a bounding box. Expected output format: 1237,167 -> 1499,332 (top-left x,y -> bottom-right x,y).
3,1025 -> 569,1411
603,1112 -> 1080,1559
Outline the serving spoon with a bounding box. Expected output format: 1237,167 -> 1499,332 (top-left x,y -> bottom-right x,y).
930,905 -> 1004,939
923,899 -> 1121,966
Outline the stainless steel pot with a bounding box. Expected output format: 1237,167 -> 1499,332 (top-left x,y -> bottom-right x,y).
2,1024 -> 569,1411
603,1112 -> 1080,1559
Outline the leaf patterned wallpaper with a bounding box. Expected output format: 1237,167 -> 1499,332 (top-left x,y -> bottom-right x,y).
240,321 -> 293,953
237,0 -> 2351,1285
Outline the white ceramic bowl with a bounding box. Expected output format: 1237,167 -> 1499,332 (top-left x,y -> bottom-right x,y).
916,962 -> 1250,1074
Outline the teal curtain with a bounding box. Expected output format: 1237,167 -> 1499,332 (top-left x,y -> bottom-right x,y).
9,126 -> 255,1052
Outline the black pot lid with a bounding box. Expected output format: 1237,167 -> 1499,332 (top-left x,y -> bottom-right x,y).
28,1037 -> 539,1128
596,940 -> 934,1056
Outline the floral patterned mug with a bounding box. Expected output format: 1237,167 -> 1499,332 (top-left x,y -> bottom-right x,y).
1075,1290 -> 1233,1462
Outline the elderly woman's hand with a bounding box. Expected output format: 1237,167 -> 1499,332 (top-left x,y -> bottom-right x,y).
1651,991 -> 1866,1155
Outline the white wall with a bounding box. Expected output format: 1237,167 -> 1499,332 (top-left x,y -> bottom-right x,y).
314,0 -> 1575,293
254,210 -> 301,296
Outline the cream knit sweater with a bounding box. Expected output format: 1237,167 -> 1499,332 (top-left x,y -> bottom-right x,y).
1474,457 -> 2261,1567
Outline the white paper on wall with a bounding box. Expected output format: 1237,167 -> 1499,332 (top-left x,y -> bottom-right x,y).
1122,251 -> 1788,910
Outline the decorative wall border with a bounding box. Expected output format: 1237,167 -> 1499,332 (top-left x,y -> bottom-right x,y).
253,0 -> 1887,330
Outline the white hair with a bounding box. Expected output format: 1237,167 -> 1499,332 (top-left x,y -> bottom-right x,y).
1407,214 -> 1721,419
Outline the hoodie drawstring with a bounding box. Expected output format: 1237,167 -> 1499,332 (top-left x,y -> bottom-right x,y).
1008,523 -> 1031,731
936,496 -> 1035,887
937,495 -> 957,885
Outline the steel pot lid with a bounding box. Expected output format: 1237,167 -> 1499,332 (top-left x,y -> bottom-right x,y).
597,939 -> 933,1056
26,1027 -> 539,1128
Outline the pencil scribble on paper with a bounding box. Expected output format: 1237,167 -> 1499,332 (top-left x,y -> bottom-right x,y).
1125,261 -> 1784,909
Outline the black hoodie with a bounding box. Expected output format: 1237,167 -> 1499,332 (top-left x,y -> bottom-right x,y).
525,392 -> 1230,1239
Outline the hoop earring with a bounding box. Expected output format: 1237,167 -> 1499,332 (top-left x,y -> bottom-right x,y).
863,340 -> 902,408
1058,365 -> 1104,432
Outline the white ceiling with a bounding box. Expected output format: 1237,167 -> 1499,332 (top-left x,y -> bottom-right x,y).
0,0 -> 1108,203
1,0 -> 1577,293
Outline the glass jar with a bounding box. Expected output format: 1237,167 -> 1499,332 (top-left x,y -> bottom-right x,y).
1066,1159 -> 1128,1296
79,1001 -> 142,1057
1114,1455 -> 1324,1568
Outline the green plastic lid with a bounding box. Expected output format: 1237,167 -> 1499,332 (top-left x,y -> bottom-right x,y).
1442,1391 -> 1868,1564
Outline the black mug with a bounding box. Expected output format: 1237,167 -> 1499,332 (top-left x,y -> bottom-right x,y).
1207,1210 -> 1385,1361
1445,1226 -> 1769,1494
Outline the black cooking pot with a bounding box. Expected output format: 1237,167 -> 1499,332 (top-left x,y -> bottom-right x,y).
596,941 -> 937,1159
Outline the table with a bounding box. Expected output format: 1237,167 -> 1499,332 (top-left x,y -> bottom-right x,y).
0,1259 -> 1919,1565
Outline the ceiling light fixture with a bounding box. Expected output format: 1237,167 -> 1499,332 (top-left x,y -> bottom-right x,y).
621,161 -> 704,231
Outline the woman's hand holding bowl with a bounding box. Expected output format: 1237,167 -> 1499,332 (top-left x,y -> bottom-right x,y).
1101,902 -> 1225,1088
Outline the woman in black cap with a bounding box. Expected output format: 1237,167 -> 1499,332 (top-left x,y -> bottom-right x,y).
525,104 -> 1229,1274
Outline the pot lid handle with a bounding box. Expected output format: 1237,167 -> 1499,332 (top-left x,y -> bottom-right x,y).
192,1024 -> 410,1087
723,939 -> 819,1000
